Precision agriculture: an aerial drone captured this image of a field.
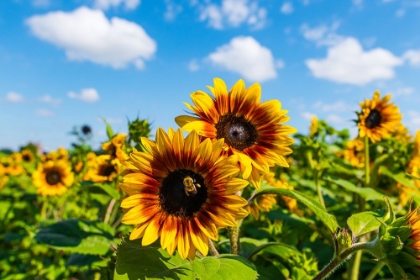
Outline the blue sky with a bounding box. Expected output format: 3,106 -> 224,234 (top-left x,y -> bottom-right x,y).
1,0 -> 419,151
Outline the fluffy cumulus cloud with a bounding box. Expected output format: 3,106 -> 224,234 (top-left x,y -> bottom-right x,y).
164,0 -> 183,21
305,37 -> 403,85
6,92 -> 24,102
26,7 -> 156,69
403,49 -> 420,66
207,36 -> 278,82
302,23 -> 403,85
280,2 -> 294,14
39,94 -> 61,105
68,88 -> 100,103
93,0 -> 140,10
196,0 -> 267,30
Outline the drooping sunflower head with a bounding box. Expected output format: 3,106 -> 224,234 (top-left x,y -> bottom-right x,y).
175,78 -> 296,188
357,91 -> 402,143
32,160 -> 74,196
120,128 -> 249,260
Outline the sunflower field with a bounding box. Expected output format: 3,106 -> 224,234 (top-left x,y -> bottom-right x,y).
1,78 -> 420,280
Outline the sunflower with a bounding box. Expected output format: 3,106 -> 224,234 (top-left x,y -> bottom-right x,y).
391,124 -> 412,144
1,156 -> 24,176
357,91 -> 402,143
102,133 -> 128,163
342,138 -> 365,168
120,128 -> 249,260
414,130 -> 420,157
21,148 -> 35,163
175,78 -> 296,188
42,147 -> 69,162
309,115 -> 318,138
32,160 -> 74,196
0,175 -> 8,190
84,155 -> 121,183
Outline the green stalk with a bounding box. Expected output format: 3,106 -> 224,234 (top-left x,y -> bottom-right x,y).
350,135 -> 370,280
364,262 -> 385,280
208,239 -> 219,257
40,197 -> 48,221
227,226 -> 240,255
315,169 -> 325,208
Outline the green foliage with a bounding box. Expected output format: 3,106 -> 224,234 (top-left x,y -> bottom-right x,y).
115,238 -> 259,280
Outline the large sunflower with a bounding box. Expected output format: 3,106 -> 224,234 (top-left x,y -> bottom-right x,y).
120,128 -> 249,260
32,160 -> 74,196
357,91 -> 402,143
175,78 -> 296,188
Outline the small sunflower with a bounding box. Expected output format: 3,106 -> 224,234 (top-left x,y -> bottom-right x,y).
84,155 -> 121,183
1,156 -> 24,176
175,78 -> 296,188
391,124 -> 412,144
102,133 -> 128,163
414,130 -> 420,157
357,91 -> 402,143
309,116 -> 318,138
342,138 -> 365,168
42,147 -> 69,162
120,128 -> 249,260
21,148 -> 35,163
32,160 -> 74,196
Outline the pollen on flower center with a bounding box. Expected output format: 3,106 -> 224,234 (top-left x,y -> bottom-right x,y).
159,169 -> 207,218
365,109 -> 382,129
215,113 -> 258,151
45,170 -> 61,185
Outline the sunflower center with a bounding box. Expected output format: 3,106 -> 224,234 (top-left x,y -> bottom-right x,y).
100,164 -> 116,177
365,109 -> 382,129
159,169 -> 207,218
215,114 -> 258,151
22,154 -> 31,162
46,170 -> 61,185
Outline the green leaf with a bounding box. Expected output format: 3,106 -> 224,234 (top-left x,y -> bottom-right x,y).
347,211 -> 383,238
250,186 -> 338,234
86,181 -> 121,200
380,166 -> 417,190
115,238 -> 258,280
100,117 -> 114,139
35,219 -> 115,255
324,175 -> 384,201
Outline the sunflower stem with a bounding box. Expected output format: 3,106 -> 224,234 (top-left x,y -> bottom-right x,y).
315,169 -> 325,208
228,225 -> 240,255
208,239 -> 219,257
364,261 -> 385,280
104,198 -> 116,224
40,197 -> 48,221
350,135 -> 370,280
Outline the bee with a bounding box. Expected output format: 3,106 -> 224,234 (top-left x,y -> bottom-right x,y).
183,175 -> 201,196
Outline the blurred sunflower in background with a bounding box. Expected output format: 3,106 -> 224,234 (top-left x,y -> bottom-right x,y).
120,128 -> 249,259
102,133 -> 128,163
356,91 -> 402,143
1,156 -> 24,176
391,124 -> 412,144
175,78 -> 296,188
20,148 -> 35,163
309,116 -> 318,138
32,160 -> 74,196
84,154 -> 121,183
42,147 -> 69,162
342,138 -> 365,168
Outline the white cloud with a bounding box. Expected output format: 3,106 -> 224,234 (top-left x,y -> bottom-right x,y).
93,0 -> 140,10
6,92 -> 24,102
394,87 -> 414,97
39,94 -> 61,105
35,109 -> 55,117
207,36 -> 278,82
188,59 -> 200,72
301,22 -> 342,46
197,0 -> 267,30
313,100 -> 357,112
68,88 -> 100,103
326,114 -> 346,124
280,2 -> 294,14
164,0 -> 183,21
408,111 -> 420,127
403,49 -> 420,66
353,0 -> 363,7
305,37 -> 403,85
32,0 -> 50,8
26,7 -> 156,69
301,111 -> 316,121
396,8 -> 405,17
